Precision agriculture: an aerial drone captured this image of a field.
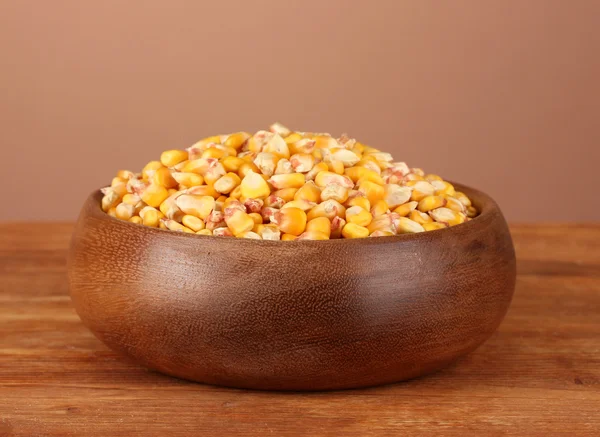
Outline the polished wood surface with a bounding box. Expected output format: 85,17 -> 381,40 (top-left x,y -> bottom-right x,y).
68,185 -> 515,390
1,223 -> 599,435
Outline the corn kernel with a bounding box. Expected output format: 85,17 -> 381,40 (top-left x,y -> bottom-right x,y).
115,202 -> 135,220
213,227 -> 234,237
272,188 -> 298,202
175,195 -> 215,220
201,147 -> 226,160
306,200 -> 346,221
224,132 -> 251,150
240,171 -> 271,199
214,172 -> 241,194
281,200 -> 317,212
371,200 -> 389,217
111,176 -> 127,187
281,233 -> 298,241
196,229 -> 213,236
185,184 -> 219,198
454,191 -> 472,207
432,180 -> 456,197
314,171 -> 354,189
305,162 -> 328,181
384,184 -> 412,209
272,207 -> 307,236
358,180 -> 384,205
294,181 -> 321,203
429,207 -> 466,226
394,200 -> 419,217
396,217 -> 425,234
409,181 -> 436,201
425,174 -> 443,182
320,184 -> 349,203
346,206 -> 373,227
268,173 -> 306,190
160,150 -> 188,167
141,184 -> 169,208
172,172 -> 204,187
288,138 -> 316,155
342,223 -> 369,239
327,160 -> 345,175
467,206 -> 478,218
141,207 -> 161,228
248,212 -> 263,225
128,216 -> 142,225
151,167 -> 178,189
417,195 -> 447,213
182,215 -> 205,232
345,194 -> 371,211
284,132 -> 303,144
445,196 -> 466,213
409,210 -> 433,225
297,230 -> 330,240
306,217 -> 331,237
162,219 -> 194,233
423,222 -> 447,231
290,153 -> 315,173
275,158 -> 293,175
369,230 -> 395,237
263,133 -> 290,159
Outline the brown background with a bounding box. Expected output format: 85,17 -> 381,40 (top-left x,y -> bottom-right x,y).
1,0 -> 598,221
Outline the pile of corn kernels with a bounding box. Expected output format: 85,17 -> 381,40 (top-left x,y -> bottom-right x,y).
101,123 -> 477,240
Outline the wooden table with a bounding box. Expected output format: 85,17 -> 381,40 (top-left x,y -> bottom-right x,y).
1,223 -> 598,436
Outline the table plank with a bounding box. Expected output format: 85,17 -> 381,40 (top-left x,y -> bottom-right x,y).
1,223 -> 599,436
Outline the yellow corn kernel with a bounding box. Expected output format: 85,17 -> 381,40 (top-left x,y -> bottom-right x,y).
213,172 -> 241,194
454,191 -> 472,207
298,230 -> 330,240
182,215 -> 205,232
330,216 -> 346,239
393,201 -> 418,217
248,212 -> 263,225
220,156 -> 244,173
423,222 -> 447,231
213,227 -> 234,237
342,223 -> 369,239
396,217 -> 426,234
467,206 -> 478,218
306,200 -> 346,221
269,122 -> 291,137
160,150 -> 188,167
253,152 -> 278,177
141,184 -> 169,208
263,133 -> 290,159
346,206 -> 373,227
432,180 -> 456,197
224,209 -> 255,236
128,216 -> 142,225
345,195 -> 370,211
106,207 -> 117,218
240,171 -> 271,199
429,207 -> 466,226
236,231 -> 262,239
405,173 -> 425,182
141,208 -> 161,228
358,180 -> 384,205
425,174 -> 443,182
121,193 -> 140,206
306,217 -> 331,237
185,184 -> 219,198
272,188 -> 298,202
289,153 -> 315,173
162,219 -> 194,233
115,203 -> 135,221
284,132 -> 303,144
159,220 -> 167,229
294,181 -> 321,203
281,200 -> 317,212
327,160 -> 345,175
369,230 -> 395,237
272,207 -> 307,236
417,195 -> 447,213
408,181 -> 435,201
268,173 -> 306,190
196,229 -> 213,236
367,215 -> 394,234
288,138 -> 316,155
409,210 -> 433,225
238,161 -> 260,179
344,167 -> 382,185
331,149 -> 360,167
141,161 -> 164,179
281,233 -> 298,241
175,195 -> 215,220
320,184 -> 349,203
313,135 -> 336,149
171,172 -> 204,187
111,176 -> 127,187
224,132 -> 250,150
383,184 -> 412,209
371,200 -> 389,217
442,196 -> 464,213
314,171 -> 354,189
151,167 -> 177,189
201,147 -> 226,160
263,195 -> 285,209
228,185 -> 243,199
274,158 -> 293,175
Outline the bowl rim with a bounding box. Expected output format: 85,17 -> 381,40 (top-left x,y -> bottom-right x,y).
86,181 -> 501,246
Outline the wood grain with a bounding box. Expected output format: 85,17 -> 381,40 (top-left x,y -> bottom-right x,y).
1,223 -> 599,436
67,184 -> 515,390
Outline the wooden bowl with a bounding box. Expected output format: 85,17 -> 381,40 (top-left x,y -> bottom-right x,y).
68,183 -> 516,391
